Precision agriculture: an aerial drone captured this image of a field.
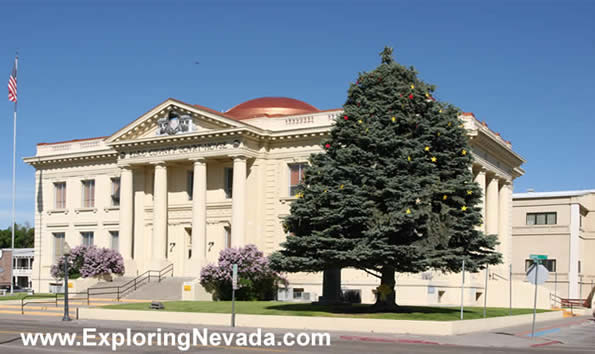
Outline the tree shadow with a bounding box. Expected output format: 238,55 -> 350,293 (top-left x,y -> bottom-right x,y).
265,303 -> 468,315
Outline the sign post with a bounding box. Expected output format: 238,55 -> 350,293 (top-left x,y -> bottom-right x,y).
483,265 -> 489,318
527,255 -> 549,339
231,264 -> 238,327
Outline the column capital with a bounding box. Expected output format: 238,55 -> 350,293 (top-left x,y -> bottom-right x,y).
473,165 -> 487,174
229,154 -> 248,161
189,157 -> 207,164
150,161 -> 167,168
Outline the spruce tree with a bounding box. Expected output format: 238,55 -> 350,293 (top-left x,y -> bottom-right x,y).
270,47 -> 501,311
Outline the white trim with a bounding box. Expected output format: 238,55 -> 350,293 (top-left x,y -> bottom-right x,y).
514,189 -> 595,199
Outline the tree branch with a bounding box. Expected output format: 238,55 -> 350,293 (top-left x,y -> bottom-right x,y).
361,268 -> 382,279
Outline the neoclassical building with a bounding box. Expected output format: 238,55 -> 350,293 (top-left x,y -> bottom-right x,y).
25,97 -> 525,304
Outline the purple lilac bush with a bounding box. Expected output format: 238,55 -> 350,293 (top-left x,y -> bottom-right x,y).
200,244 -> 287,300
51,245 -> 125,280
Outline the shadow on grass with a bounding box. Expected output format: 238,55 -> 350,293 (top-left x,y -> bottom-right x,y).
265,303 -> 470,315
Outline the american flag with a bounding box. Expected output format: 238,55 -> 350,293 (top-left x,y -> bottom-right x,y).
8,59 -> 17,102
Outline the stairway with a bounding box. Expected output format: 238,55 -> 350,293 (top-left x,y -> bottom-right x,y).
121,277 -> 195,301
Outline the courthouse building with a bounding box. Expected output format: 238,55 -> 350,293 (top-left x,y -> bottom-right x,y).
25,97 -> 525,303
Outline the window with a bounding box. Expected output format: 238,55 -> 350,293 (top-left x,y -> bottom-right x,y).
187,171 -> 194,200
224,168 -> 233,199
81,232 -> 94,246
289,163 -> 307,196
54,182 -> 66,209
81,180 -> 95,208
578,260 -> 581,274
292,288 -> 304,300
224,226 -> 232,249
526,212 -> 557,225
111,178 -> 120,207
53,233 -> 65,263
525,259 -> 556,272
110,231 -> 119,251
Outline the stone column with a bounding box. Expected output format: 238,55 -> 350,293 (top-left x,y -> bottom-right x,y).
486,174 -> 500,237
473,167 -> 487,232
119,166 -> 134,261
231,156 -> 247,246
191,158 -> 207,264
498,181 -> 512,266
152,162 -> 168,263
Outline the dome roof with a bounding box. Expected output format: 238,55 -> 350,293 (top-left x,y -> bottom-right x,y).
225,97 -> 319,120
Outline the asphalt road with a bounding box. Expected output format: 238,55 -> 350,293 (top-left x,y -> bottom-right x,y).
0,314 -> 593,353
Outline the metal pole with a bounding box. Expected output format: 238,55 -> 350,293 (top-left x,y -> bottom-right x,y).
9,54 -> 18,295
509,263 -> 513,316
483,265 -> 488,318
63,257 -> 71,321
580,276 -> 583,299
460,259 -> 465,320
531,264 -> 538,339
231,288 -> 236,327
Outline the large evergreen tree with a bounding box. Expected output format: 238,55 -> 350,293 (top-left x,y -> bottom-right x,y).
270,47 -> 501,310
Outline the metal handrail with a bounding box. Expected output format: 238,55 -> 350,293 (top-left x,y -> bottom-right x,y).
491,272 -> 508,281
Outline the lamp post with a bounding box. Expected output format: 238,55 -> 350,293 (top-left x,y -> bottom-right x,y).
62,243 -> 71,322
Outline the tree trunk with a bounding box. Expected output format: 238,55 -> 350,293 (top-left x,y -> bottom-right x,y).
317,268 -> 342,304
372,265 -> 399,311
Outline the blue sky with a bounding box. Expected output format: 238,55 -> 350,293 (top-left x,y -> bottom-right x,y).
0,0 -> 593,227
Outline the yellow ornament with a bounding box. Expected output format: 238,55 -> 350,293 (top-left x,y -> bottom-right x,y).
406,208 -> 411,214
324,189 -> 328,193
424,146 -> 430,151
407,156 -> 412,161
461,206 -> 468,211
340,184 -> 344,189
467,190 -> 473,195
443,194 -> 448,200
437,132 -> 441,136
358,119 -> 363,124
425,93 -> 430,98
459,124 -> 465,128
439,109 -> 443,113
461,149 -> 467,156
365,128 -> 369,133
448,122 -> 452,127
391,116 -> 396,123
431,156 -> 437,162
410,84 -> 415,89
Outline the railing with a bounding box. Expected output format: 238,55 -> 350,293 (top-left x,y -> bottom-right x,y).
491,272 -> 508,281
20,264 -> 174,315
86,263 -> 174,303
550,293 -> 588,315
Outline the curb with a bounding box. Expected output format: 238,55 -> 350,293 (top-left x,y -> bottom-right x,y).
339,335 -> 440,345
530,340 -> 562,347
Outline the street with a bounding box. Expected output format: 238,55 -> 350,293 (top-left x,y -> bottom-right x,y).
0,314 -> 593,353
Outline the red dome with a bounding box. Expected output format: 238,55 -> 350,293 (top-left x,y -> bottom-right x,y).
225,97 -> 319,120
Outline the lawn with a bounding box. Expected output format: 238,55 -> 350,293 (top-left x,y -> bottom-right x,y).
0,293 -> 54,301
102,301 -> 549,321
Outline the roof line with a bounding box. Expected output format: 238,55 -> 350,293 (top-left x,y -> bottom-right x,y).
37,136 -> 108,146
513,189 -> 595,199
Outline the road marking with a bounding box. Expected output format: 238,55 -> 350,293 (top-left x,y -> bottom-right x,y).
525,327 -> 561,337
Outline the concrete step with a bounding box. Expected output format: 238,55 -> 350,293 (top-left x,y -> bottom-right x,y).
123,277 -> 195,301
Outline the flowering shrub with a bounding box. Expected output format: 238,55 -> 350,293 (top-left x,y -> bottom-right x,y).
200,244 -> 287,301
51,245 -> 125,280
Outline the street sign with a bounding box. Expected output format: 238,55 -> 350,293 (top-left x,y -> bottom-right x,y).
232,264 -> 238,290
530,254 -> 548,261
526,264 -> 549,285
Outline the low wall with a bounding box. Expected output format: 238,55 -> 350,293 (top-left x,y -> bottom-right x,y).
78,308 -> 562,336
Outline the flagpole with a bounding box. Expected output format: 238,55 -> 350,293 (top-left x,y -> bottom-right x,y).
9,54 -> 17,295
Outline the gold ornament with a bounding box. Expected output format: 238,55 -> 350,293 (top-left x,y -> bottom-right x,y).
406,208 -> 411,214
424,146 -> 430,151
340,184 -> 344,189
425,93 -> 430,98
437,132 -> 441,136
391,116 -> 396,123
439,109 -> 443,113
467,190 -> 473,195
358,119 -> 363,124
443,194 -> 448,200
407,156 -> 412,161
324,189 -> 328,193
448,122 -> 452,127
461,149 -> 467,156
410,84 -> 415,89
431,156 -> 437,162
461,205 -> 468,211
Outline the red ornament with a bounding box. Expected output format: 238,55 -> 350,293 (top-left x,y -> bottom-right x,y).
343,115 -> 349,120
325,143 -> 331,149
356,80 -> 359,85
400,94 -> 403,97
409,94 -> 414,99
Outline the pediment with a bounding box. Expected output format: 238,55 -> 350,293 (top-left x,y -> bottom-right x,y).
106,98 -> 247,144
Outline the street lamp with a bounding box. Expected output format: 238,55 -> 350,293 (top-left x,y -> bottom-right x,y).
62,243 -> 72,322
